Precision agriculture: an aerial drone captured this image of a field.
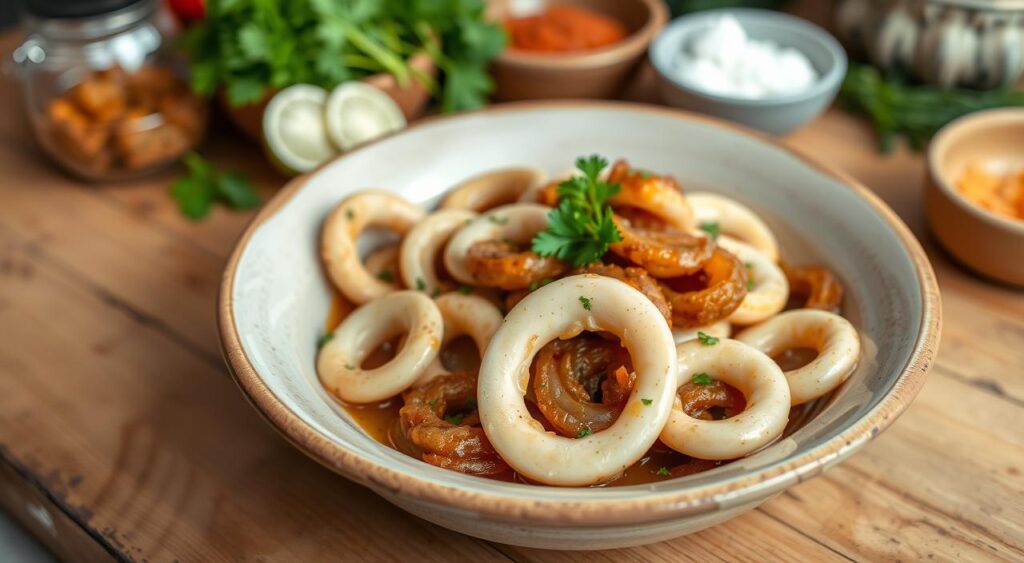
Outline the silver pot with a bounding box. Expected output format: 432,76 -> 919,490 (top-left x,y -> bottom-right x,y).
835,0 -> 1024,88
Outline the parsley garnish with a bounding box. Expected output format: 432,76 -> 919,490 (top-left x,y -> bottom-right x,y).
641,398 -> 653,406
656,466 -> 671,476
692,373 -> 713,385
416,277 -> 427,291
747,278 -> 755,291
427,399 -> 438,408
579,296 -> 592,310
444,413 -> 464,425
697,331 -> 719,346
744,261 -> 753,269
699,221 -> 720,240
458,285 -> 472,295
317,331 -> 334,349
345,208 -> 355,220
576,427 -> 593,438
487,215 -> 508,225
344,363 -> 356,370
531,155 -> 622,266
377,270 -> 394,283
170,152 -> 260,220
528,279 -> 553,292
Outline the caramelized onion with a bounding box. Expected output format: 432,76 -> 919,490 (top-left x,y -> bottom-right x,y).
677,380 -> 746,420
610,216 -> 715,278
400,373 -> 508,475
660,248 -> 748,328
465,240 -> 568,290
783,264 -> 844,313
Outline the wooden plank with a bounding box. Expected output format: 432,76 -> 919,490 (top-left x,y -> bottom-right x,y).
0,228 -> 505,562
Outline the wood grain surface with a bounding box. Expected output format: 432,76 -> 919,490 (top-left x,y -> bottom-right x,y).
1,23 -> 1022,562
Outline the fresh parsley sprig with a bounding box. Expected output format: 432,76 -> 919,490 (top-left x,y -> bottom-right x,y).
531,155 -> 622,267
170,152 -> 260,221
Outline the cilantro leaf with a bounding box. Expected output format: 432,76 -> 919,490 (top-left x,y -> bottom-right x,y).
531,155 -> 623,266
697,331 -> 719,346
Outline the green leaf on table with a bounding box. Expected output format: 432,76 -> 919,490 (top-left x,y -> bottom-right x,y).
169,153 -> 261,222
216,172 -> 261,209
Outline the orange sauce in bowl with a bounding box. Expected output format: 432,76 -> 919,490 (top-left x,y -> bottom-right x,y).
956,162 -> 1024,222
505,5 -> 629,53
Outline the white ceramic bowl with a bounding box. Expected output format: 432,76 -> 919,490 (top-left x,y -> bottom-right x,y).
219,102 -> 940,550
649,9 -> 847,135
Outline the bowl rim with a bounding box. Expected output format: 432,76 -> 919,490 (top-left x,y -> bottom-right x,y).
218,100 -> 941,526
927,107 -> 1024,235
649,7 -> 848,107
495,0 -> 669,70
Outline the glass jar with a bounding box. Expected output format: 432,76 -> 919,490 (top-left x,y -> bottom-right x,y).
12,0 -> 207,180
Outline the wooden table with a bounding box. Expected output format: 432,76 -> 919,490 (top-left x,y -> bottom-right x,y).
1,29 -> 1023,562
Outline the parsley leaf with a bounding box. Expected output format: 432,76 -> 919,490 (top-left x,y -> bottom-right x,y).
457,285 -> 472,295
170,152 -> 260,221
692,373 -> 713,386
532,155 -> 622,266
579,296 -> 592,311
444,413 -> 464,425
697,331 -> 719,346
317,331 -> 334,349
656,466 -> 671,477
641,398 -> 653,406
416,277 -> 427,291
699,221 -> 720,240
377,270 -> 394,283
576,427 -> 593,438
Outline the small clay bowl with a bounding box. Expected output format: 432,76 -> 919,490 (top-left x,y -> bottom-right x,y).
220,52 -> 436,144
488,0 -> 668,101
926,108 -> 1024,286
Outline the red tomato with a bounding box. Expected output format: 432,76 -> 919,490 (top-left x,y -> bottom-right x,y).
168,0 -> 205,21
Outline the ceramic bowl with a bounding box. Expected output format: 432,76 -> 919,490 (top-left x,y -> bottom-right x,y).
488,0 -> 668,101
219,102 -> 940,550
926,108 -> 1024,286
649,9 -> 847,135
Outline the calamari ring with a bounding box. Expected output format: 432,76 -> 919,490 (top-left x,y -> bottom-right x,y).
660,339 -> 791,460
322,190 -> 425,304
400,372 -> 509,475
364,244 -> 400,282
688,192 -> 779,262
572,263 -> 672,326
783,264 -> 845,313
672,320 -> 731,344
399,209 -> 477,295
417,293 -> 504,384
532,335 -> 632,437
317,291 -> 442,403
718,237 -> 789,325
610,216 -> 715,278
736,309 -> 860,405
660,248 -> 748,328
444,203 -> 565,289
441,167 -> 547,212
478,274 -> 677,486
606,160 -> 694,230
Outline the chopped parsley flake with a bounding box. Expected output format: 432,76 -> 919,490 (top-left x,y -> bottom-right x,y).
458,285 -> 472,295
692,372 -> 713,386
528,278 -> 553,292
344,363 -> 356,370
641,398 -> 653,406
345,208 -> 354,220
656,466 -> 671,476
377,270 -> 394,283
444,413 -> 464,425
416,277 -> 427,291
697,331 -> 719,346
487,215 -> 508,225
699,221 -> 721,240
747,278 -> 755,291
465,398 -> 477,409
744,261 -> 753,269
427,399 -> 438,408
579,296 -> 592,310
576,427 -> 593,438
317,331 -> 334,349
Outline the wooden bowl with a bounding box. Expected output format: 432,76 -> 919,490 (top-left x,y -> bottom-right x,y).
219,102 -> 940,549
488,0 -> 668,101
220,52 -> 437,144
926,108 -> 1024,286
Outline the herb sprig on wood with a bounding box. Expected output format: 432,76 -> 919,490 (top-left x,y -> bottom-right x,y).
531,155 -> 622,267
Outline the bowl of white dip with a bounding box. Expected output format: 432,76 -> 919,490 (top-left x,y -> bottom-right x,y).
650,9 -> 847,135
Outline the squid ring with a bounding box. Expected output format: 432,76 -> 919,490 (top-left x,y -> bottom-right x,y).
399,209 -> 477,295
322,190 -> 425,304
660,339 -> 791,460
317,291 -> 442,404
688,192 -> 779,262
443,203 -> 554,287
417,293 -> 504,384
478,274 -> 677,486
719,237 -> 789,325
737,309 -> 860,405
672,320 -> 732,344
441,167 -> 547,212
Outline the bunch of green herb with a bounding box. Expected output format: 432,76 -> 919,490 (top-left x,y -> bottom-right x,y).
839,63 -> 1024,152
532,155 -> 622,267
170,152 -> 261,220
180,0 -> 505,113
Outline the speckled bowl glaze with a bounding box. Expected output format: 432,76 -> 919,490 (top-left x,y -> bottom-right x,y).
219,102 -> 940,550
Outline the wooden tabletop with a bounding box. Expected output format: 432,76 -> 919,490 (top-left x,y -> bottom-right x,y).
1,27 -> 1023,561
